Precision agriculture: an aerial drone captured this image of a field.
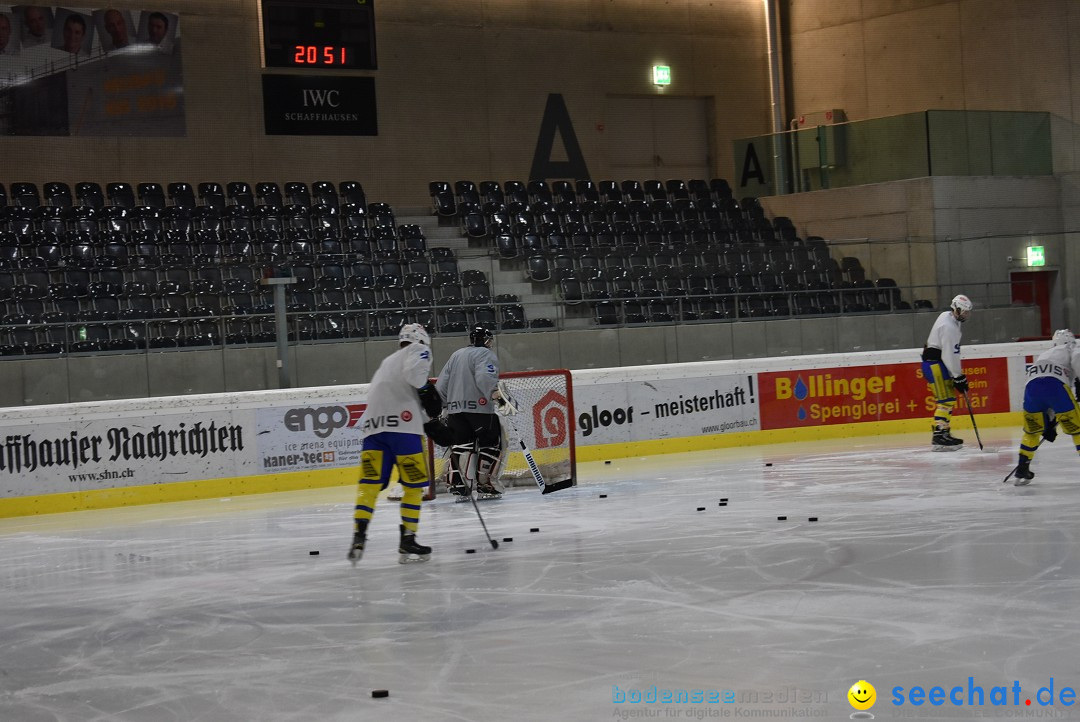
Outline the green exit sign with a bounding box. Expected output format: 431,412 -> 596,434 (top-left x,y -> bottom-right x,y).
652,65 -> 671,86
1027,246 -> 1045,267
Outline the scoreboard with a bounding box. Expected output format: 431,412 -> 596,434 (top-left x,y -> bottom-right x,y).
260,0 -> 377,70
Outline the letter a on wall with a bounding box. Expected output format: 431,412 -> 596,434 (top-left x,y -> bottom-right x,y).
530,94 -> 590,181
740,142 -> 766,187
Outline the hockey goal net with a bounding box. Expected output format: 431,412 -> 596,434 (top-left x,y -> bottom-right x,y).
387,369 -> 576,500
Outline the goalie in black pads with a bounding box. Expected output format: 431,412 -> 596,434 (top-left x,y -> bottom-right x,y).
433,325 -> 511,500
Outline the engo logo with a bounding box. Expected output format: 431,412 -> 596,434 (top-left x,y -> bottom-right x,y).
284,404 -> 366,439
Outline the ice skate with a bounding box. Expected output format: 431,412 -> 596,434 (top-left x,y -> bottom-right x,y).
347,520 -> 368,566
475,482 -> 503,501
1013,458 -> 1035,486
347,530 -> 366,566
398,525 -> 431,563
932,428 -> 963,451
448,477 -> 471,498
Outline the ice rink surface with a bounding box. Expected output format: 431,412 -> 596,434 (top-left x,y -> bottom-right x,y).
3,427 -> 1080,721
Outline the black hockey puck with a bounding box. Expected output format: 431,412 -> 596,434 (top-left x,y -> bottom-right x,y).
309,551 -> 319,556
599,494 -> 608,498
720,498 -> 728,502
372,690 -> 389,699
697,507 -> 706,511
778,516 -> 787,521
530,527 -> 540,532
765,463 -> 773,467
465,549 -> 476,554
808,517 -> 818,522
719,502 -> 727,507
605,460 -> 611,465
502,537 -> 513,542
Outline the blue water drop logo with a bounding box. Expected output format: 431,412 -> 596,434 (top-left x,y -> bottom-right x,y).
797,406 -> 807,421
793,376 -> 808,400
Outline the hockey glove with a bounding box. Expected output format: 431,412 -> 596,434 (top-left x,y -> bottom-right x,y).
423,418 -> 456,447
417,383 -> 443,419
1043,412 -> 1058,443
952,374 -> 968,394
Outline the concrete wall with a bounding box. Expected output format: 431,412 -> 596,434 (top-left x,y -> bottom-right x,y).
0,307 -> 1037,407
785,0 -> 1080,126
760,175 -> 1072,322
0,0 -> 769,210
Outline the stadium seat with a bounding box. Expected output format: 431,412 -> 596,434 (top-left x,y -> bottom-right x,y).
166,182 -> 196,209
226,182 -> 256,210
44,182 -> 73,208
137,183 -> 167,209
339,181 -> 366,208
10,183 -> 40,209
198,183 -> 227,211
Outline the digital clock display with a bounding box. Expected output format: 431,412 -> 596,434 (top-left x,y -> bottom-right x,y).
292,45 -> 349,65
261,0 -> 376,70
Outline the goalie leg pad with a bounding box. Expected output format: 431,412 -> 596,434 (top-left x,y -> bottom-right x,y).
476,446 -> 506,494
448,443 -> 477,494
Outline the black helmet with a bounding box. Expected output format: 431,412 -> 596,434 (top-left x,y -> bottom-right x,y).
469,325 -> 493,347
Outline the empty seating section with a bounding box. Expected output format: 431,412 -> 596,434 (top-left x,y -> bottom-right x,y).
0,175 -> 921,355
440,177 -> 915,326
0,180 -> 498,355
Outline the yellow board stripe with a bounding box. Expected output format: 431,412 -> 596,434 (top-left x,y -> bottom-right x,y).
0,412 -> 1019,519
575,412 -> 1017,462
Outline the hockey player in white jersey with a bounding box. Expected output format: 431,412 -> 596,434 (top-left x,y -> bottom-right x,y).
348,324 -> 436,564
1009,329 -> 1080,486
434,325 -> 508,499
921,294 -> 972,450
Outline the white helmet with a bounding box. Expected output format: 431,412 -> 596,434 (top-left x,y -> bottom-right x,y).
398,323 -> 430,346
1052,329 -> 1075,347
951,294 -> 972,321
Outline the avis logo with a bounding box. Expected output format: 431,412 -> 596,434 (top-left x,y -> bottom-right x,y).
533,390 -> 568,449
284,404 -> 366,439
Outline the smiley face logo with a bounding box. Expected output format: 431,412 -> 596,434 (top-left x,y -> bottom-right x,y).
848,680 -> 876,710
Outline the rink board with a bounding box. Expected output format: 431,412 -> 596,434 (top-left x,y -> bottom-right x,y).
0,342 -> 1047,517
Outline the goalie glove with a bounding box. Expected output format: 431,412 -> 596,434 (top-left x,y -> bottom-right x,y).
417,383 -> 443,419
493,380 -> 518,417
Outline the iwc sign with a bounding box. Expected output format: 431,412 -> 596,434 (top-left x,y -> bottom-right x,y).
262,74 -> 377,136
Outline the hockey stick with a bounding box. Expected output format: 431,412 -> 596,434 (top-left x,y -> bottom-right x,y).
961,390 -> 984,450
499,412 -> 546,492
466,487 -> 498,550
1002,465 -> 1018,484
495,380 -> 551,493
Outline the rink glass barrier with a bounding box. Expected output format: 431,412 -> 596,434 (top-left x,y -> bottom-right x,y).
0,341 -> 1047,517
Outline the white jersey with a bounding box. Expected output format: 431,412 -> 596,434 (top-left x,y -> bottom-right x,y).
925,311 -> 964,377
359,342 -> 432,438
1025,344 -> 1080,387
435,345 -> 500,415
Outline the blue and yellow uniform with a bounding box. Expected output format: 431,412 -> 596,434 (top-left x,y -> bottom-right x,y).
921,294 -> 972,449
1012,329 -> 1080,485
349,323 -> 434,563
